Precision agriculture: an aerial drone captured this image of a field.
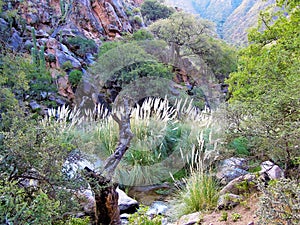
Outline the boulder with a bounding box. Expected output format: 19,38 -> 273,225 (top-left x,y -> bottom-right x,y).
216,157 -> 249,184
56,49 -> 81,69
176,212 -> 202,225
260,161 -> 284,180
29,100 -> 41,111
217,193 -> 243,210
220,174 -> 257,195
8,29 -> 23,51
147,201 -> 168,216
117,188 -> 139,214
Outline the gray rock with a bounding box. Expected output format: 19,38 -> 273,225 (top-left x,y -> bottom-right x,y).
36,29 -> 49,38
24,39 -> 33,51
220,174 -> 257,195
76,189 -> 95,214
61,43 -> 71,54
117,188 -> 139,214
8,29 -> 23,51
218,193 -> 243,210
40,92 -> 48,100
29,100 -> 41,111
176,212 -> 202,225
55,97 -> 67,106
86,53 -> 96,65
222,157 -> 248,169
147,201 -> 168,216
120,213 -> 130,225
260,161 -> 284,180
216,157 -> 249,184
56,49 -> 81,69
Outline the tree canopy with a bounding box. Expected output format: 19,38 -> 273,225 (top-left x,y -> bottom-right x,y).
140,0 -> 174,22
226,0 -> 300,170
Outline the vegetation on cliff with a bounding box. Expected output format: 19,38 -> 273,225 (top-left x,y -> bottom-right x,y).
0,0 -> 299,224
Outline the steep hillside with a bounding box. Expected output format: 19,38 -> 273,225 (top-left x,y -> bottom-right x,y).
164,0 -> 275,45
222,0 -> 274,45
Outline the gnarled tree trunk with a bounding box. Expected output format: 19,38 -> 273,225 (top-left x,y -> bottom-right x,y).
84,99 -> 133,225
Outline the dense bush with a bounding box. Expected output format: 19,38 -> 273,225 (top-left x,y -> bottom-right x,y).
68,69 -> 83,88
0,111 -> 85,223
132,29 -> 154,41
67,36 -> 97,57
226,0 -> 300,172
257,179 -> 300,225
128,205 -> 163,225
141,0 -> 174,22
98,41 -> 123,57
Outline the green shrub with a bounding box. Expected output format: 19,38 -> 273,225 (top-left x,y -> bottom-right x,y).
128,205 -> 163,225
229,136 -> 250,156
178,136 -> 220,215
0,183 -> 60,225
98,41 -> 123,57
116,61 -> 173,84
68,69 -> 83,88
132,29 -> 154,41
257,179 -> 300,225
62,60 -> 73,70
231,213 -> 241,222
141,0 -> 174,22
67,36 -> 97,57
132,7 -> 141,14
134,15 -> 143,24
179,169 -> 219,214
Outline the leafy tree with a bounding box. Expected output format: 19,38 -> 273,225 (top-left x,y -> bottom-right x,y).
226,0 -> 300,172
149,12 -> 215,63
141,0 -> 174,22
149,12 -> 237,79
132,29 -> 154,41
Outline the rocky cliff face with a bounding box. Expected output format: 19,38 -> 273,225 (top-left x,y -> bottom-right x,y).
164,0 -> 275,45
0,0 -> 142,64
0,0 -> 143,110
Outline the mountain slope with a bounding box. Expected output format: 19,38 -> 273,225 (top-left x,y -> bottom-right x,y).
164,0 -> 275,45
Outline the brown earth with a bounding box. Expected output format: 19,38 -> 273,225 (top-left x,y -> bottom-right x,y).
199,194 -> 260,225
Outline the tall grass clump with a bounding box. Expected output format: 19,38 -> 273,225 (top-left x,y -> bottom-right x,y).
178,135 -> 220,215
47,98 -> 221,187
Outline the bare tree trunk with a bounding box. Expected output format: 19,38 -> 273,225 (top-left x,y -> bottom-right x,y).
84,99 -> 134,225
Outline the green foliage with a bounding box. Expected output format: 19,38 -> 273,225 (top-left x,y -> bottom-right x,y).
219,211 -> 228,221
98,41 -> 123,57
132,29 -> 154,41
141,0 -> 174,22
179,168 -> 219,214
257,179 -> 300,225
116,61 -> 173,84
0,54 -> 54,129
229,136 -> 250,156
62,60 -> 73,70
225,1 -> 300,170
0,112 -> 83,224
56,217 -> 90,225
0,0 -> 3,13
128,205 -> 163,225
231,213 -> 241,222
133,15 -> 143,24
178,140 -> 220,214
68,69 -> 83,88
0,183 -> 60,225
149,12 -> 237,77
68,36 -> 97,57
